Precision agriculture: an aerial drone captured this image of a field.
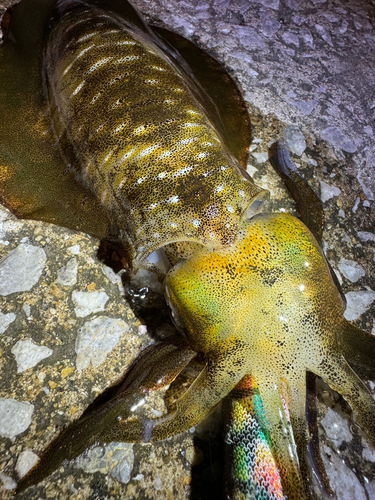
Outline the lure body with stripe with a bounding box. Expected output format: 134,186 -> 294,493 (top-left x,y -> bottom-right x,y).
224,375 -> 284,500
45,1 -> 264,267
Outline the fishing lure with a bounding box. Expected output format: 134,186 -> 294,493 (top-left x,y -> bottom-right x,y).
0,0 -> 374,499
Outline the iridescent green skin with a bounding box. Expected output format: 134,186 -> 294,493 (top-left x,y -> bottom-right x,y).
165,213 -> 375,499
1,1 -> 374,499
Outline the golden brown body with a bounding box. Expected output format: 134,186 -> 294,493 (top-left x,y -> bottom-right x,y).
45,1 -> 264,267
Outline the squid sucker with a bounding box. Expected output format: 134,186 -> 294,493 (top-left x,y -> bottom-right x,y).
0,0 -> 374,499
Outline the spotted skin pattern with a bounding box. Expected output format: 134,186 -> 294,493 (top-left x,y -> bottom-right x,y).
165,213 -> 375,499
1,1 -> 374,499
45,2 -> 265,266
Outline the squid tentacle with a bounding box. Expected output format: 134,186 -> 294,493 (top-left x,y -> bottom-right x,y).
148,342 -> 250,441
16,339 -> 196,494
314,353 -> 375,447
338,320 -> 375,380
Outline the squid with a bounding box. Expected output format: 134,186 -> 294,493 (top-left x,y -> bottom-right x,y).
0,0 -> 374,499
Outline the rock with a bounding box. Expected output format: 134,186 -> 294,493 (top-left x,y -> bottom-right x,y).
315,24 -> 333,47
258,13 -> 280,38
281,32 -> 299,47
357,231 -> 375,242
251,152 -> 268,163
0,310 -> 16,334
344,289 -> 375,321
0,398 -> 34,439
76,442 -> 134,484
0,473 -> 17,490
251,0 -> 279,9
320,408 -> 352,446
154,473 -> 162,491
365,480 -> 375,499
0,243 -> 46,296
15,449 -> 40,478
75,316 -> 129,371
67,244 -> 80,254
322,449 -> 366,500
282,126 -> 306,156
362,437 -> 375,463
102,265 -> 121,284
72,290 -> 109,317
320,126 -> 357,153
57,257 -> 78,286
320,181 -> 341,202
11,339 -> 53,373
290,100 -> 316,116
337,259 -> 365,283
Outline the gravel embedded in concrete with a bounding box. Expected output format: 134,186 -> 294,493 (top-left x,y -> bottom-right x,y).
15,450 -> 39,478
75,316 -> 129,371
76,442 -> 134,484
72,290 -> 109,317
0,473 -> 17,491
344,289 -> 375,321
320,181 -> 342,203
0,398 -> 34,439
320,126 -> 357,153
337,258 -> 365,283
357,231 -> 375,242
282,125 -> 306,156
57,257 -> 78,287
11,339 -> 53,373
67,244 -> 80,254
320,408 -> 352,447
0,244 -> 46,296
322,448 -> 366,500
0,310 -> 16,334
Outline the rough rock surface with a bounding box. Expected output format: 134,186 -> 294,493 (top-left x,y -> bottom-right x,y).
0,0 -> 374,499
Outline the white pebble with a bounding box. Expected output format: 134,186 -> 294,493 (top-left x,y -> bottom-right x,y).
0,398 -> 34,439
72,290 -> 109,317
75,316 -> 129,371
57,257 -> 78,286
0,311 -> 16,334
337,259 -> 365,283
11,339 -> 53,373
67,244 -> 80,255
0,244 -> 46,296
320,181 -> 341,202
16,450 -> 39,478
321,408 -> 352,446
344,289 -> 375,320
321,126 -> 357,153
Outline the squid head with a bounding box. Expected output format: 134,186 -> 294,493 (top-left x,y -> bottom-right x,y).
165,212 -> 375,499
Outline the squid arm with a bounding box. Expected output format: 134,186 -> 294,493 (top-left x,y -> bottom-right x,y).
16,338 -> 196,493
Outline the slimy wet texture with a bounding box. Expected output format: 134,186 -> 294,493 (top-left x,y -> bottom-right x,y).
0,1 -> 374,499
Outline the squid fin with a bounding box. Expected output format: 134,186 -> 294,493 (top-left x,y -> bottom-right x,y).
152,26 -> 252,170
145,345 -> 248,441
